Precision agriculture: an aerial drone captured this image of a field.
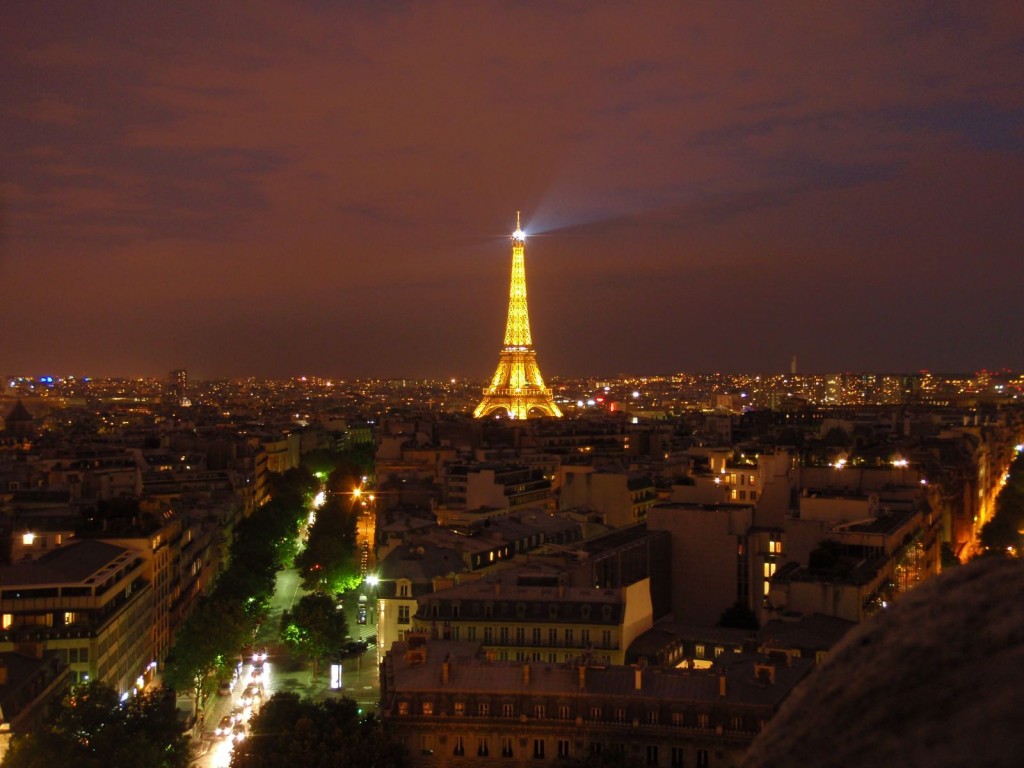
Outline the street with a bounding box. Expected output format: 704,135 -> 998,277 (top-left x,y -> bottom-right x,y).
190,566 -> 380,767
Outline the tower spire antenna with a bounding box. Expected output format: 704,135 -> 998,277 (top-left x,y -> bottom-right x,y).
516,210 -> 520,230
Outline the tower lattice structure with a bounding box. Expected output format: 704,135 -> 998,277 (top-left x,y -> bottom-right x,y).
474,214 -> 563,420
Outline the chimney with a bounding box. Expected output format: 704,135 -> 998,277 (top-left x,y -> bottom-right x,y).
754,662 -> 776,686
634,666 -> 642,691
578,665 -> 586,690
718,672 -> 727,697
522,663 -> 530,686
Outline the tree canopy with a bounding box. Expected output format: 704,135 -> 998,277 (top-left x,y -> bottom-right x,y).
979,451 -> 1024,556
162,467 -> 314,713
295,493 -> 358,593
231,693 -> 406,768
280,592 -> 348,681
3,682 -> 190,768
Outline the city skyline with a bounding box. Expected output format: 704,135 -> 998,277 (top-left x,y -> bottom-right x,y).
3,3 -> 1023,379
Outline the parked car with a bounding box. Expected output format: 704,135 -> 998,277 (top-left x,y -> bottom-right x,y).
343,639 -> 369,655
232,721 -> 247,742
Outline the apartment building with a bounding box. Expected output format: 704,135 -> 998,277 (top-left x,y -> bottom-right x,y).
382,637 -> 813,768
0,539 -> 154,694
412,568 -> 653,666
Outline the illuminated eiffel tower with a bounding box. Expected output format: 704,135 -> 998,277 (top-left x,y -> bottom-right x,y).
474,213 -> 563,420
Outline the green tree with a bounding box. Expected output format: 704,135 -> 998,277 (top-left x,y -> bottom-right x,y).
162,600 -> 248,718
280,592 -> 348,682
295,494 -> 357,592
3,682 -> 189,768
978,452 -> 1024,556
231,693 -> 406,768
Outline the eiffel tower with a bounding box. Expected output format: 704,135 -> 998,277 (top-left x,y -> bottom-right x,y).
473,213 -> 563,420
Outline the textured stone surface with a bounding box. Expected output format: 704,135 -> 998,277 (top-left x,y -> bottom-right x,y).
743,556 -> 1024,768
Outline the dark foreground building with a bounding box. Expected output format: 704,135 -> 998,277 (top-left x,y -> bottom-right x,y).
382,635 -> 813,768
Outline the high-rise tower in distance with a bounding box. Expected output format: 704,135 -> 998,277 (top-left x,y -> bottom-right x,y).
473,213 -> 563,419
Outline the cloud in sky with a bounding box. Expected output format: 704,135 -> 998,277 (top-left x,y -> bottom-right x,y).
2,1 -> 1023,378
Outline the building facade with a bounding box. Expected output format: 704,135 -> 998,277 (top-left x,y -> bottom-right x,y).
382,637 -> 813,768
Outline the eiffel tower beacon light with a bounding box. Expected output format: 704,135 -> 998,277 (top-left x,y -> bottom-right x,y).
473,213 -> 563,419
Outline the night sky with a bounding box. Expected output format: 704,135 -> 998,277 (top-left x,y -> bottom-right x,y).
3,2 -> 1023,380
